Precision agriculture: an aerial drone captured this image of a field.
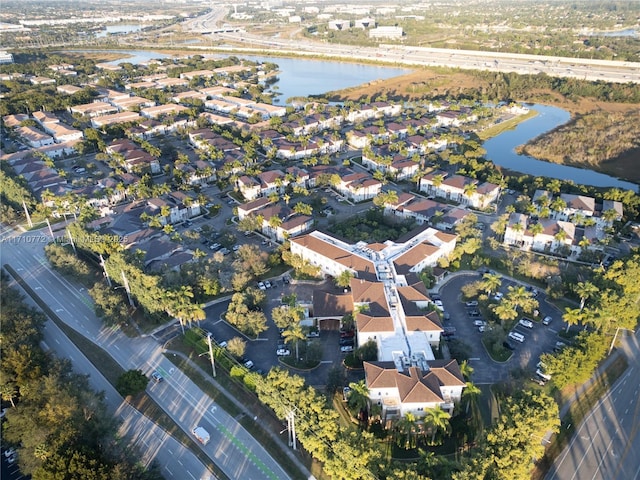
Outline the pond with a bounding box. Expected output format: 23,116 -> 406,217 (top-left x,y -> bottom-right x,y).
483,104 -> 637,190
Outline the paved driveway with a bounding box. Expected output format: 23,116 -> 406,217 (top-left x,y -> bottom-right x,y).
202,279 -> 361,388
437,272 -> 565,384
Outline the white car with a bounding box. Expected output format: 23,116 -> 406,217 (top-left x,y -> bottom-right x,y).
243,360 -> 254,369
493,292 -> 504,301
465,300 -> 479,307
276,348 -> 291,356
508,331 -> 525,343
518,318 -> 534,329
542,316 -> 553,326
340,345 -> 354,353
434,300 -> 444,311
257,281 -> 266,290
473,320 -> 486,327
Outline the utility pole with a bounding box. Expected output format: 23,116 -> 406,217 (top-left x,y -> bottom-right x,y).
287,410 -> 297,450
67,228 -> 76,253
22,200 -> 33,228
100,254 -> 112,287
46,218 -> 55,241
207,333 -> 217,378
121,270 -> 135,307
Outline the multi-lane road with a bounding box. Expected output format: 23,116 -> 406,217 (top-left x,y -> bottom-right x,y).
173,7 -> 640,85
546,330 -> 640,480
0,225 -> 294,480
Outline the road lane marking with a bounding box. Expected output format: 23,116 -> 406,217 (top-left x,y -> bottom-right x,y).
177,460 -> 183,466
187,471 -> 196,480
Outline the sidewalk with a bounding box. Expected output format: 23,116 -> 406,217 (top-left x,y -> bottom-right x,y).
165,349 -> 313,480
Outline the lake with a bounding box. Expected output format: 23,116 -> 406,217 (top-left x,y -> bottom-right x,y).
234,55 -> 413,104
483,104 -> 637,191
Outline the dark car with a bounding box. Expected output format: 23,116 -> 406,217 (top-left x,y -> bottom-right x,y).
339,338 -> 355,346
469,309 -> 481,317
502,341 -> 516,351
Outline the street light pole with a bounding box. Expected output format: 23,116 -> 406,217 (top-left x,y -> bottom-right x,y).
207,333 -> 216,378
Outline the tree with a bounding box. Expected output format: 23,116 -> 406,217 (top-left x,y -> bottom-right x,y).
227,337 -> 246,359
335,270 -> 354,289
424,406 -> 451,444
563,307 -> 583,333
462,381 -> 482,414
394,412 -> 419,450
372,190 -> 399,209
1,382 -> 17,408
505,285 -> 538,314
492,300 -> 519,323
459,360 -> 474,381
116,369 -> 149,397
347,379 -> 370,414
283,323 -> 306,359
482,272 -> 502,296
574,281 -> 598,311
293,202 -> 313,216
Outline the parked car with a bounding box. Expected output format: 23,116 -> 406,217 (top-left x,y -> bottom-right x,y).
340,345 -> 354,353
502,341 -> 516,351
257,281 -> 266,290
339,338 -> 355,346
233,244 -> 241,251
218,341 -> 228,349
282,276 -> 290,285
264,280 -> 272,289
518,318 -> 534,329
473,320 -> 486,327
306,330 -> 320,338
468,309 -> 481,317
465,300 -> 479,307
340,330 -> 355,338
151,371 -> 164,383
276,348 -> 291,356
508,331 -> 525,343
243,360 -> 254,369
493,292 -> 504,301
434,300 -> 444,311
542,316 -> 553,326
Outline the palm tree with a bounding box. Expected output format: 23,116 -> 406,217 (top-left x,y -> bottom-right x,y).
348,380 -> 370,422
529,222 -> 544,238
395,412 -> 419,449
424,406 -> 451,445
482,272 -> 502,296
492,300 -> 519,323
574,281 -> 598,311
562,307 -> 583,333
463,182 -> 477,203
506,285 -> 538,314
282,323 -> 306,359
1,383 -> 17,408
462,381 -> 482,414
459,360 -> 474,381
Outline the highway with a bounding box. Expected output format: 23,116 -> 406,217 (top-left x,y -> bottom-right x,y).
176,7 -> 640,84
0,225 -> 293,480
546,330 -> 640,480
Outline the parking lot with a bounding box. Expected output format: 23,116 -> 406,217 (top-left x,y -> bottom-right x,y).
437,272 -> 564,384
199,279 -> 363,389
